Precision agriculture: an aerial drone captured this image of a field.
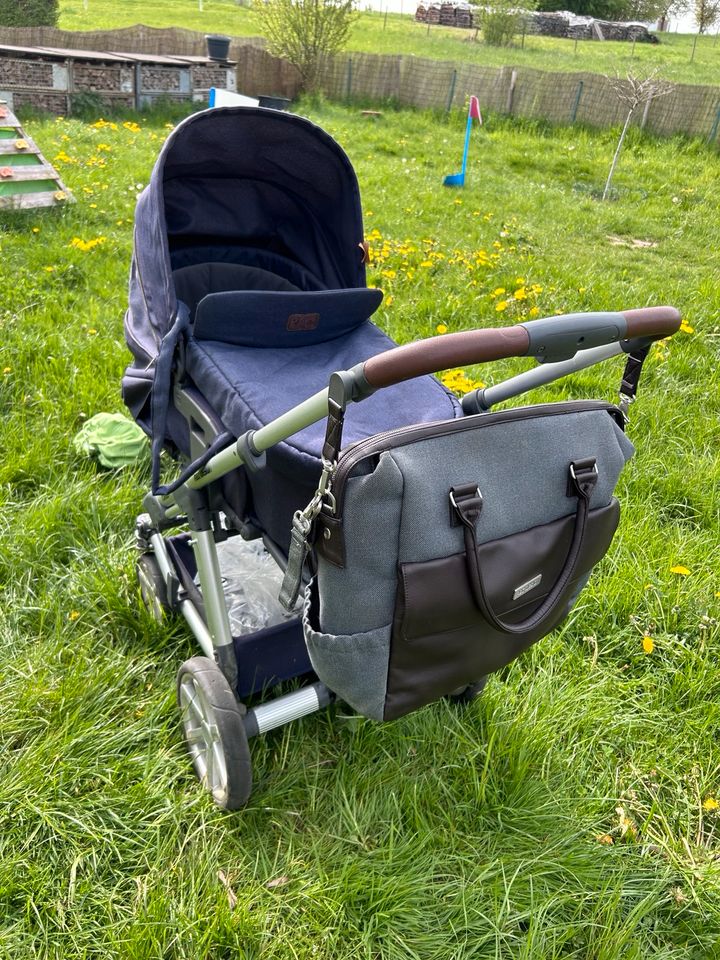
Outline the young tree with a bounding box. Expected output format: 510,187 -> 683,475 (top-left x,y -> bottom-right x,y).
259,0 -> 357,91
690,0 -> 720,59
602,71 -> 672,201
0,0 -> 59,26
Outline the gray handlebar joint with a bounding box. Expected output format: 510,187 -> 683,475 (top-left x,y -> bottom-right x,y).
521,312 -> 628,362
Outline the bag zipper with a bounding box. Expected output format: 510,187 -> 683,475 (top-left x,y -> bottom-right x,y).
329,400 -> 623,521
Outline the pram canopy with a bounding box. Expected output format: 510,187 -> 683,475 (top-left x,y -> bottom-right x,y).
126,106 -> 369,372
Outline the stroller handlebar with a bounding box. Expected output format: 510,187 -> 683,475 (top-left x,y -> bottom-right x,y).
361,306 -> 681,389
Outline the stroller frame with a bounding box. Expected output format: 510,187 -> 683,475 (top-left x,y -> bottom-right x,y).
137,307 -> 680,808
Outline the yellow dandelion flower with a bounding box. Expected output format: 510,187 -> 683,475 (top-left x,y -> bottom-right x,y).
680,319 -> 694,334
436,323 -> 448,334
513,287 -> 527,301
528,306 -> 540,318
420,260 -> 433,268
491,287 -> 505,298
495,300 -> 509,312
703,797 -> 719,811
2,366 -> 11,374
68,610 -> 80,621
87,328 -> 97,336
381,269 -> 396,279
670,565 -> 691,576
642,635 -> 654,654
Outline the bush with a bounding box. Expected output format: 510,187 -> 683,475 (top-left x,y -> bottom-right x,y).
258,0 -> 357,91
0,0 -> 59,26
482,6 -> 523,45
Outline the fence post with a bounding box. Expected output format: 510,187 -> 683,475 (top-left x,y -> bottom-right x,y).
345,57 -> 353,101
708,104 -> 720,144
641,93 -> 653,130
506,69 -> 517,114
570,79 -> 583,123
446,69 -> 457,112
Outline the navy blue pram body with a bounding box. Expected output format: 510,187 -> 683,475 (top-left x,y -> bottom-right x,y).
122,106 -> 461,552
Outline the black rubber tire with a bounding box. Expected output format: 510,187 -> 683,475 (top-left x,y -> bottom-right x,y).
448,676 -> 489,704
176,656 -> 253,810
136,553 -> 173,621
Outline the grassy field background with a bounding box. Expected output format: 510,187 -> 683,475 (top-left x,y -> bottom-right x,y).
56,0 -> 720,86
0,98 -> 719,957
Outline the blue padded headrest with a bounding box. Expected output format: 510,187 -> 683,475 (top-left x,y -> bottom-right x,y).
192,287 -> 384,348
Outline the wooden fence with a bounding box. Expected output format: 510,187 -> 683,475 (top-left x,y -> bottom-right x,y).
3,26 -> 720,143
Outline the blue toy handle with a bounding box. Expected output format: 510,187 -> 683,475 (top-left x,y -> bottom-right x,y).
459,112 -> 473,176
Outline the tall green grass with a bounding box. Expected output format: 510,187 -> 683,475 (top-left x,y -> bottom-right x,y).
0,101 -> 719,957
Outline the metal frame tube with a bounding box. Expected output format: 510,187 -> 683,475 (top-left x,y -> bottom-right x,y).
244,684 -> 329,737
160,388 -> 330,509
476,342 -> 623,411
191,529 -> 234,650
180,598 -> 214,659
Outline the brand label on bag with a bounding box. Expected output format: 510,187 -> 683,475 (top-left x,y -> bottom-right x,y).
513,574 -> 542,601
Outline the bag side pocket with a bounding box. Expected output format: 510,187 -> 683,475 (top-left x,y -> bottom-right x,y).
302,579 -> 391,722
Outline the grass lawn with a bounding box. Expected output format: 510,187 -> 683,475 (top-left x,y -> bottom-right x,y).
57,0 -> 720,86
1,99 -> 719,956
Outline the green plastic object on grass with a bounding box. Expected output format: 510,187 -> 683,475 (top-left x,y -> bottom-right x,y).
73,413 -> 150,469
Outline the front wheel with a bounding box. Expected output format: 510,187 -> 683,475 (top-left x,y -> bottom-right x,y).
176,656 -> 253,809
448,676 -> 489,704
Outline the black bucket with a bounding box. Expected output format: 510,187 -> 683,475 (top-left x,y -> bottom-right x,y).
205,34 -> 231,61
257,95 -> 292,111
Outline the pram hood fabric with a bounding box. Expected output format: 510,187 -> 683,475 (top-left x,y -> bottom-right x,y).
126,106 -> 368,374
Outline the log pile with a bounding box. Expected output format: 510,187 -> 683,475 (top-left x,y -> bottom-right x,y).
529,11 -> 658,42
415,2 -> 476,28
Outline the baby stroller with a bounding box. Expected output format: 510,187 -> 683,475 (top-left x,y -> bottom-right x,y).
122,106 -> 681,809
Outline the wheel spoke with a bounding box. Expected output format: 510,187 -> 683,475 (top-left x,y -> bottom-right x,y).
184,723 -> 205,746
211,741 -> 226,793
204,742 -> 214,787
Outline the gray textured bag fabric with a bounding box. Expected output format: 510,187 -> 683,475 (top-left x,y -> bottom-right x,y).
302,401 -> 634,721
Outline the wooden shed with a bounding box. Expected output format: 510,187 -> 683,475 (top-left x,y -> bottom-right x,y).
0,43 -> 236,115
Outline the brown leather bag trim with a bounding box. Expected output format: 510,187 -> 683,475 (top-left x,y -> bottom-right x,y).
383,499 -> 620,720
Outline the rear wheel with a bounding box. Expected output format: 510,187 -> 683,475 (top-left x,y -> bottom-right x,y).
136,553 -> 172,621
176,656 -> 252,809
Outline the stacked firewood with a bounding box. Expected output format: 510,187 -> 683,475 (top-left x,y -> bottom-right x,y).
415,2 -> 476,28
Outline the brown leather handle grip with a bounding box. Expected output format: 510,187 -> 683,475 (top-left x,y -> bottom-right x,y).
362,327 -> 530,389
623,306 -> 682,339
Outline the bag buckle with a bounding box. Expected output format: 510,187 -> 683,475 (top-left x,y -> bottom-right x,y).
568,459 -> 598,498
449,484 -> 483,527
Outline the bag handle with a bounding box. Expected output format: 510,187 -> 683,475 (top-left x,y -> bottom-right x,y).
450,459 -> 599,636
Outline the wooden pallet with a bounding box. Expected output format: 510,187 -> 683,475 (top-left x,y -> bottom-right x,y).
0,102 -> 73,211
